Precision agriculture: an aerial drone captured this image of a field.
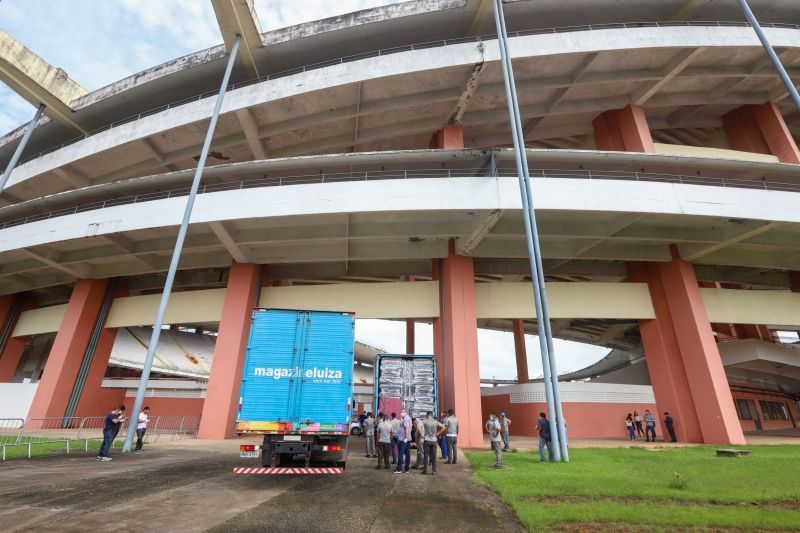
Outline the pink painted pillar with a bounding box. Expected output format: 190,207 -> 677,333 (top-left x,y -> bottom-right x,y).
592,104 -> 656,153
434,240 -> 483,448
0,294 -> 35,382
511,319 -> 529,383
27,279 -> 116,420
723,103 -> 800,164
429,124 -> 464,149
406,276 -> 415,354
198,262 -> 263,439
73,281 -> 128,417
431,259 -> 446,412
630,248 -> 745,444
628,262 -> 703,443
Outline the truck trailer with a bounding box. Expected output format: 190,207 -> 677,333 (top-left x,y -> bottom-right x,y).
235,309 -> 355,474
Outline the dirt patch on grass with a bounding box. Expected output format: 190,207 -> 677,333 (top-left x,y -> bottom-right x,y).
525,495 -> 800,511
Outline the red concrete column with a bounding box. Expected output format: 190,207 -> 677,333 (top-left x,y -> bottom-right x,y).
432,259 -> 446,411
630,248 -> 745,444
429,124 -> 464,149
790,272 -> 800,293
511,319 -> 529,383
198,262 -> 263,439
435,240 -> 483,448
592,104 -> 655,153
27,279 -> 117,420
628,262 -> 703,443
722,102 -> 800,164
406,276 -> 415,354
0,294 -> 36,382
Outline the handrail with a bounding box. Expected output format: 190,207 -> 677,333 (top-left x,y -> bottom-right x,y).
0,166 -> 796,230
7,20 -> 798,167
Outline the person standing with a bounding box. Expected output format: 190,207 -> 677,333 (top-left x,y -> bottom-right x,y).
389,412 -> 400,464
438,413 -> 448,460
499,412 -> 512,452
135,406 -> 150,451
413,417 -> 425,469
444,409 -> 458,464
97,405 -> 126,461
537,412 -> 553,463
358,411 -> 367,433
625,413 -> 636,441
364,412 -> 376,457
664,412 -> 677,442
421,411 -> 444,475
376,414 -> 393,469
644,410 -> 657,442
394,410 -> 412,474
633,411 -> 644,437
486,413 -> 503,469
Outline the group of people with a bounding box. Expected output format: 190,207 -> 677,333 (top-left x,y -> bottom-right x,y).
361,409 -> 459,475
96,405 -> 151,460
625,410 -> 677,442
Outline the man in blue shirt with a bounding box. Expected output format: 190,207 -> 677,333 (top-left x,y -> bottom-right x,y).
644,410 -> 657,442
537,412 -> 553,463
394,410 -> 412,473
97,405 -> 126,461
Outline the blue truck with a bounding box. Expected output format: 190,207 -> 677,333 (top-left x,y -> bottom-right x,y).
235,309 -> 355,471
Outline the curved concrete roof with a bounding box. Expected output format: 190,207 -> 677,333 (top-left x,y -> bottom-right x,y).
2,2 -> 800,354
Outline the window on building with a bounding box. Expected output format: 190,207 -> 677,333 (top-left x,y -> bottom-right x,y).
736,399 -> 757,420
758,400 -> 790,421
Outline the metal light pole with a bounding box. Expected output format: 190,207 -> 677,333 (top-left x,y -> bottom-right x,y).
122,35 -> 242,452
737,0 -> 800,113
0,103 -> 45,193
492,0 -> 568,462
492,0 -> 565,461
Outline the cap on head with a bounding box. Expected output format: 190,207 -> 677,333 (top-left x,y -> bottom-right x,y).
500,412 -> 506,417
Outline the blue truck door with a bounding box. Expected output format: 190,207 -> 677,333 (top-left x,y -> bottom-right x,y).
239,309 -> 304,423
293,312 -> 354,426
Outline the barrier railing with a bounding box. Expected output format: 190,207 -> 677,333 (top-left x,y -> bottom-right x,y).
0,415 -> 201,461
6,20 -> 798,168
1,165 -> 798,231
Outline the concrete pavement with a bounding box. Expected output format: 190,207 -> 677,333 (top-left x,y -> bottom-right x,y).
0,436 -> 524,532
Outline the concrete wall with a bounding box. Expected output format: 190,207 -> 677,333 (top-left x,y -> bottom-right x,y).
0,382 -> 38,418
480,382 -> 657,439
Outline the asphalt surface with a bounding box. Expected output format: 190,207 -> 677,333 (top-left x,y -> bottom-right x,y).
0,437 -> 524,532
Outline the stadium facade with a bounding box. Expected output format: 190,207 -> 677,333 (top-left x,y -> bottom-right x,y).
2,0 -> 800,446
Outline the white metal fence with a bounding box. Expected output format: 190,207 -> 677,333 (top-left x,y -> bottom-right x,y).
0,415 -> 201,461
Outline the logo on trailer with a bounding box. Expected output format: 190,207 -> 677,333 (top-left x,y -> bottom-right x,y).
253,367 -> 343,382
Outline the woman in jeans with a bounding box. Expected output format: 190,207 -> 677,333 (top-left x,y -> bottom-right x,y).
625,413 -> 636,441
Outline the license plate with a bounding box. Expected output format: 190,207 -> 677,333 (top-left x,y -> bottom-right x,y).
240,451 -> 260,458
283,435 -> 301,441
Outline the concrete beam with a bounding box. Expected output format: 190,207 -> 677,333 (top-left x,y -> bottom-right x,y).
211,0 -> 263,78
466,0 -> 493,37
208,221 -> 248,263
458,209 -> 502,255
139,139 -> 179,172
680,222 -> 785,262
234,108 -> 266,160
449,60 -> 485,125
21,247 -> 87,278
51,166 -> 89,188
632,48 -> 703,105
103,234 -> 160,270
0,30 -> 86,133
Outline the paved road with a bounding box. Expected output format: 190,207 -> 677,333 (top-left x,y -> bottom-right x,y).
0,438 -> 524,532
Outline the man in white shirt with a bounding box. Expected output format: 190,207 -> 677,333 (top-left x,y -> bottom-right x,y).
485,413 -> 503,469
443,409 -> 459,464
135,407 -> 150,451
364,412 -> 376,458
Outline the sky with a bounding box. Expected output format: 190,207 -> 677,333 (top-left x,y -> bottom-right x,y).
0,0 -> 610,379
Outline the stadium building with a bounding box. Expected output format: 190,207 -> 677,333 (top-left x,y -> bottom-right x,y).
1,0 -> 800,446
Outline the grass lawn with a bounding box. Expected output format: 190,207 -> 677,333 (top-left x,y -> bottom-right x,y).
466,445 -> 800,531
1,438 -> 117,460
